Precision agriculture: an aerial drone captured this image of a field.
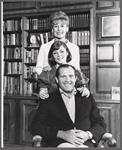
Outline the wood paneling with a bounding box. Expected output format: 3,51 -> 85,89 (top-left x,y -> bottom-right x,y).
3,2 -> 37,11
96,1 -> 115,10
96,44 -> 115,62
97,102 -> 120,147
4,100 -> 15,144
20,100 -> 37,146
96,66 -> 120,93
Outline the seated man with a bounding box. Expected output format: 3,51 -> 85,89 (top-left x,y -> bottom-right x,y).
31,64 -> 106,148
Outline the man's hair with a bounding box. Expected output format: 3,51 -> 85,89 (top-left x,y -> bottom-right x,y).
55,64 -> 76,78
48,41 -> 72,66
50,11 -> 70,28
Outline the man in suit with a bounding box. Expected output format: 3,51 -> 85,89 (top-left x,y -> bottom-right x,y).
31,64 -> 106,148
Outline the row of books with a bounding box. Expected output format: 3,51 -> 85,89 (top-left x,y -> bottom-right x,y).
25,49 -> 38,63
66,31 -> 90,45
3,76 -> 22,95
80,66 -> 90,78
25,80 -> 38,95
80,49 -> 89,63
3,19 -> 22,31
40,32 -> 52,44
27,31 -> 89,48
4,47 -> 22,59
27,13 -> 89,30
4,62 -> 22,74
69,14 -> 90,28
4,33 -> 21,45
27,18 -> 50,30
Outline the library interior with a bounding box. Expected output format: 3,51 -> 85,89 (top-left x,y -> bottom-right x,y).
2,0 -> 120,148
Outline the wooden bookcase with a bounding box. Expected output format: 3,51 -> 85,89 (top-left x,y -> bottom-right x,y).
3,9 -> 91,146
3,18 -> 23,95
3,1 -> 120,147
3,10 -> 91,96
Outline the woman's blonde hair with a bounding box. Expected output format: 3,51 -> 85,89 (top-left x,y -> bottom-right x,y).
50,11 -> 70,28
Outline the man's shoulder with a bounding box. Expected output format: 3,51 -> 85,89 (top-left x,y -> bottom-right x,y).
44,90 -> 60,102
76,92 -> 94,101
49,90 -> 60,97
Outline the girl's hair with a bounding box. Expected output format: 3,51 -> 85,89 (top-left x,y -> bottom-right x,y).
48,41 -> 72,66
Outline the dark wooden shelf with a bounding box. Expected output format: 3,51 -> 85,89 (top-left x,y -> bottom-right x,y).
4,44 -> 22,48
80,62 -> 89,66
3,30 -> 22,34
24,46 -> 40,50
25,29 -> 51,33
4,73 -> 22,76
4,94 -> 38,99
69,27 -> 90,31
24,78 -> 37,81
4,58 -> 22,62
78,45 -> 90,49
24,62 -> 36,66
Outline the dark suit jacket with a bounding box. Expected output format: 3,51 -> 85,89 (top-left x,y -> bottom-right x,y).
31,89 -> 106,147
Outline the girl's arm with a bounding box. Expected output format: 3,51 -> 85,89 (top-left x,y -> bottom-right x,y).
75,69 -> 90,98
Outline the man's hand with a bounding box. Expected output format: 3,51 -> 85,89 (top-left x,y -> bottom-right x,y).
57,130 -> 84,147
75,130 -> 90,142
39,88 -> 49,99
77,87 -> 90,98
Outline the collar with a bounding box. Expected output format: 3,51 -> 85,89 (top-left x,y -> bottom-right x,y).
59,88 -> 77,99
54,38 -> 69,44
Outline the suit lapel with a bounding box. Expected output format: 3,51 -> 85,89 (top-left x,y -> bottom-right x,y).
75,93 -> 84,124
75,93 -> 89,124
55,90 -> 73,123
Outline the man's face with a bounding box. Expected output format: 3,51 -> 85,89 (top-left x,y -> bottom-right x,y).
52,20 -> 69,39
56,67 -> 77,93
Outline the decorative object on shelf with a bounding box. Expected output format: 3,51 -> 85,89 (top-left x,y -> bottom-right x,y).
27,33 -> 41,47
111,86 -> 120,100
97,12 -> 120,40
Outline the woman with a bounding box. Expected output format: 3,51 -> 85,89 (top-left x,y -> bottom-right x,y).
38,41 -> 90,99
35,11 -> 80,75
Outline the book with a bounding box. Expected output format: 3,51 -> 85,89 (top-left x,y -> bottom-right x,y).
40,34 -> 44,45
72,31 -> 77,45
45,32 -> 48,43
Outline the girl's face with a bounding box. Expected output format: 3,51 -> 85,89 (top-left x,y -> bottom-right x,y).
52,20 -> 69,39
52,46 -> 68,65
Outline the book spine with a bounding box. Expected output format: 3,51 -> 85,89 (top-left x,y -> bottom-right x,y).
40,34 -> 44,44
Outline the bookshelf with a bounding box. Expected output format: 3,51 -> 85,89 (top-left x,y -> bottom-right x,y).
3,10 -> 90,96
3,18 -> 23,95
3,2 -> 120,147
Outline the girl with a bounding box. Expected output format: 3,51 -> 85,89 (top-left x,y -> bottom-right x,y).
38,41 -> 90,99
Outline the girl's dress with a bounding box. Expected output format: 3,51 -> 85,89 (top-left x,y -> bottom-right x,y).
38,66 -> 89,93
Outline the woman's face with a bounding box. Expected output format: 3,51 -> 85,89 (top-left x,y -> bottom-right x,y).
52,46 -> 68,65
52,20 -> 69,39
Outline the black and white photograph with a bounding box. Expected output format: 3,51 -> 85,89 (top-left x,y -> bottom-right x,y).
1,0 -> 120,148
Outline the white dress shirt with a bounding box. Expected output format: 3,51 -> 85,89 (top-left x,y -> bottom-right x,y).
59,88 -> 77,123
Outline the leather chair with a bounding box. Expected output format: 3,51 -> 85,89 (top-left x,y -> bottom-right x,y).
32,133 -> 117,148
